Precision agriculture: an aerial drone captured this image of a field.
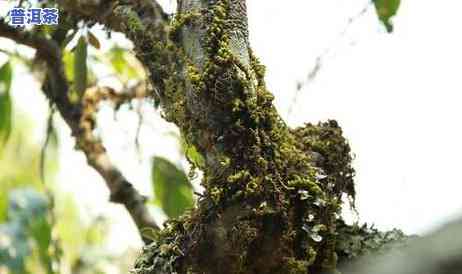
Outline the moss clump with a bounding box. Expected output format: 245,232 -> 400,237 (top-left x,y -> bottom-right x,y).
284,258 -> 312,274
292,120 -> 356,203
169,11 -> 201,42
113,6 -> 146,33
133,218 -> 192,274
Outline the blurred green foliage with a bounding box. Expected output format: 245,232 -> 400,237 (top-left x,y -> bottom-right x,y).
0,56 -> 132,274
0,189 -> 54,274
0,61 -> 12,147
64,45 -> 95,103
180,138 -> 205,170
74,36 -> 88,99
100,45 -> 146,84
151,156 -> 194,219
0,39 -> 191,272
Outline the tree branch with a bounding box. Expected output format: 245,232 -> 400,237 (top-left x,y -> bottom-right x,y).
335,219 -> 413,266
340,218 -> 462,274
0,20 -> 159,242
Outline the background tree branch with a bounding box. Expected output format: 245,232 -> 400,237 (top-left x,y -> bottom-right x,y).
340,217 -> 462,274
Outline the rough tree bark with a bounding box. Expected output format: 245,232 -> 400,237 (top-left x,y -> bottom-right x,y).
109,1 -> 363,273
0,0 -> 414,273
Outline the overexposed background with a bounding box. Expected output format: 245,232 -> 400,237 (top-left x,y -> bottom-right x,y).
2,0 -> 462,255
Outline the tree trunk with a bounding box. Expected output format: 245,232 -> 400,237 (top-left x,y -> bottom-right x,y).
122,1 -> 360,273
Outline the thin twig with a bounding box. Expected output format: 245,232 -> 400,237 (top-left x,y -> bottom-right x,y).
135,101 -> 144,161
39,105 -> 55,185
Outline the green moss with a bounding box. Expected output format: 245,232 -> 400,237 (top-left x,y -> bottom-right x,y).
285,258 -> 311,274
133,220 -> 186,273
170,11 -> 201,42
113,6 -> 145,33
249,49 -> 267,83
227,170 -> 251,183
210,186 -> 223,204
291,120 -> 356,202
187,64 -> 204,93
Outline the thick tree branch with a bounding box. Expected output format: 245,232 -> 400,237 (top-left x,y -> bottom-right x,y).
334,219 -> 413,266
0,20 -> 159,242
340,218 -> 462,274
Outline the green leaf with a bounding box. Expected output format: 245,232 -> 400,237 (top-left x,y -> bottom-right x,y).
110,47 -> 130,76
186,145 -> 205,169
107,46 -> 141,81
180,138 -> 205,169
29,216 -> 53,274
63,50 -> 75,81
0,61 -> 12,147
373,0 -> 401,33
74,36 -> 88,98
151,157 -> 194,218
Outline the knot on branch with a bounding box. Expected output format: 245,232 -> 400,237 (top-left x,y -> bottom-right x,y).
292,120 -> 356,202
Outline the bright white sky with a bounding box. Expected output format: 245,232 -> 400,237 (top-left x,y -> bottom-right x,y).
246,0 -> 462,236
2,0 -> 462,254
